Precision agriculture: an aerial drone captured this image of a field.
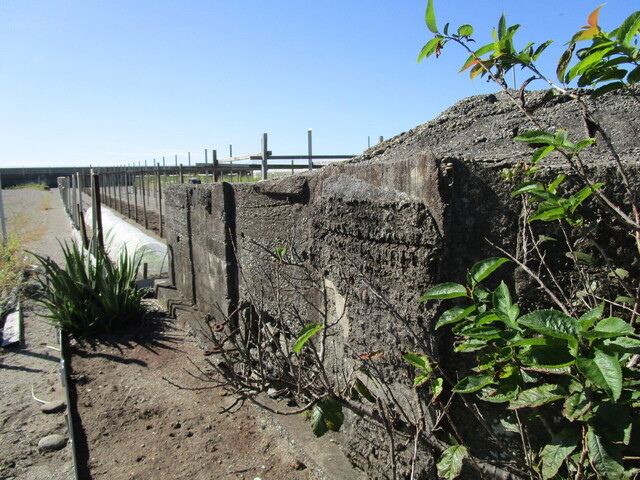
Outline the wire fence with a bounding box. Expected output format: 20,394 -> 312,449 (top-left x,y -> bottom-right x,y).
57,133 -> 356,241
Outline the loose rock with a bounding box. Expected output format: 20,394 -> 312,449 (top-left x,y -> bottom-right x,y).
38,434 -> 67,451
41,399 -> 66,414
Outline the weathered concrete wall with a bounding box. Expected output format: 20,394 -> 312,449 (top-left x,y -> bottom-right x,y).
163,89 -> 640,479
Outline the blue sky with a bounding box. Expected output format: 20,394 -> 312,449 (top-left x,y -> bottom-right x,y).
1,1 -> 638,168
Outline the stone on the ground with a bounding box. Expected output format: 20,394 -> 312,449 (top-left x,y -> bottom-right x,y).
41,399 -> 66,414
38,434 -> 67,451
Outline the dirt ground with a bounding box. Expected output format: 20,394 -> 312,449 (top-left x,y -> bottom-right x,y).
1,188 -> 76,480
1,188 -> 356,480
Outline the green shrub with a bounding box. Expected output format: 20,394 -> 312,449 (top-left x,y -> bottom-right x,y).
32,242 -> 146,336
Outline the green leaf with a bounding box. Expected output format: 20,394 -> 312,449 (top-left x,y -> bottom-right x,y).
554,130 -> 569,148
566,251 -> 598,266
275,247 -> 286,261
321,397 -> 344,432
563,390 -> 590,421
508,384 -> 566,409
354,378 -> 376,403
591,81 -> 625,98
593,402 -> 632,445
497,12 -> 506,40
475,311 -> 500,326
414,372 -> 430,388
437,445 -> 468,480
512,181 -> 544,197
533,40 -> 553,61
463,325 -> 503,340
435,305 -> 476,329
587,427 -> 625,479
454,338 -> 487,352
517,309 -> 579,342
309,397 -> 344,437
603,336 -> 640,355
499,414 -> 520,433
420,282 -> 468,301
309,404 -> 328,437
519,341 -> 575,370
457,24 -> 473,37
529,204 -> 567,222
453,375 -> 494,394
514,130 -> 555,145
611,268 -> 629,280
576,348 -> 622,401
628,65 -> 640,84
425,0 -> 438,34
532,145 -> 556,163
417,37 -> 442,63
566,48 -> 611,83
575,138 -> 596,151
616,11 -> 640,47
582,316 -> 635,340
293,323 -> 323,353
614,295 -> 635,305
569,183 -> 604,212
557,43 -> 575,83
578,303 -> 604,330
467,257 -> 510,286
492,281 -> 512,313
402,352 -> 431,371
431,377 -> 444,399
459,43 -> 495,72
537,235 -> 556,244
548,174 -> 566,194
540,428 -> 579,479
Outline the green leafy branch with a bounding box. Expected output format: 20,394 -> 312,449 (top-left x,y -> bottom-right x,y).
420,1 -> 640,245
420,258 -> 640,479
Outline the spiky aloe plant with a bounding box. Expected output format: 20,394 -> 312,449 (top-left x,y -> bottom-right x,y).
32,241 -> 146,336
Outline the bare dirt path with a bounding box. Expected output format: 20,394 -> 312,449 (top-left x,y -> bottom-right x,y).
1,188 -> 356,480
69,305 -> 319,480
1,188 -> 75,480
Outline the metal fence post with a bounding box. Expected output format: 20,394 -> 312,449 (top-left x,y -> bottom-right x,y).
0,175 -> 7,246
308,128 -> 313,171
261,133 -> 268,180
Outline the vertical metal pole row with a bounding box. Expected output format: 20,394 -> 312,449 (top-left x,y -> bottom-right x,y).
133,171 -> 139,223
213,150 -> 220,182
140,169 -> 148,230
71,174 -> 78,228
77,172 -> 84,221
261,133 -> 268,180
91,171 -> 104,254
125,168 -> 131,219
158,168 -> 163,238
117,168 -> 123,213
308,128 -> 313,171
0,175 -> 7,246
154,162 -> 159,209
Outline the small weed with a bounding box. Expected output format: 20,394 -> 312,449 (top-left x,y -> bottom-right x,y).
0,235 -> 28,309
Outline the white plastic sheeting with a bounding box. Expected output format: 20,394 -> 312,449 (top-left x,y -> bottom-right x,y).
85,206 -> 168,277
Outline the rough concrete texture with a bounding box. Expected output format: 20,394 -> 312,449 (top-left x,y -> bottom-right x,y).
164,88 -> 639,479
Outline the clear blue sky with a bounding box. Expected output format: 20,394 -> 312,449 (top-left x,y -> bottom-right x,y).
1,1 -> 637,168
